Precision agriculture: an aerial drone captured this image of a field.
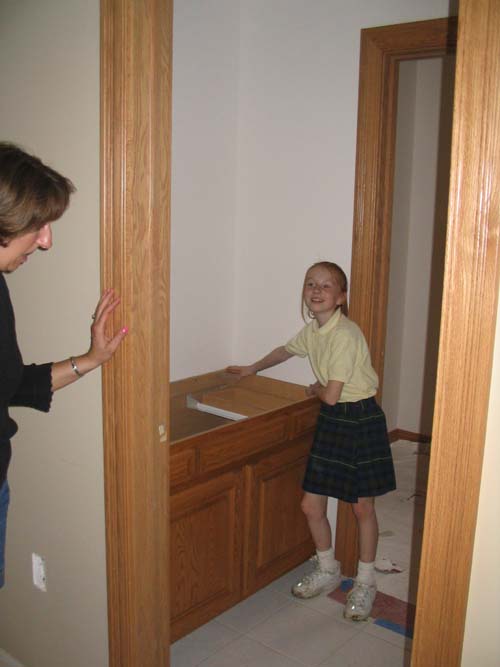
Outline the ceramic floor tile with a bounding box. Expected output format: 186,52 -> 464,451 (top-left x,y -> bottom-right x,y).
268,560 -> 315,596
198,636 -> 304,667
291,589 -> 354,624
247,601 -> 363,666
364,617 -> 413,650
215,585 -> 293,632
170,619 -> 241,667
317,629 -> 411,667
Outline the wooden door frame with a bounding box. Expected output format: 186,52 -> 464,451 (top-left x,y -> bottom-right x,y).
335,17 -> 457,577
341,8 -> 500,666
100,1 -> 172,666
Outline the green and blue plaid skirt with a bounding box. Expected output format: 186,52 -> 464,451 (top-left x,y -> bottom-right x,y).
302,397 -> 396,503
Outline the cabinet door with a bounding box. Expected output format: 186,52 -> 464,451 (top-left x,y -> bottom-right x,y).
243,437 -> 315,596
170,471 -> 243,641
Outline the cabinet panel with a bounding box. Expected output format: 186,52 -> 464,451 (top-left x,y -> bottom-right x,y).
170,471 -> 243,641
290,403 -> 320,438
243,438 -> 315,595
170,447 -> 196,487
198,413 -> 288,474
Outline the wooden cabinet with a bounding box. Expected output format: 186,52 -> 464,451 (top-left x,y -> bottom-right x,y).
243,436 -> 314,596
169,371 -> 318,641
170,471 -> 243,641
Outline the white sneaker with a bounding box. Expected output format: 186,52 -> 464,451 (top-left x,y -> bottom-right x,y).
343,581 -> 377,621
292,558 -> 341,599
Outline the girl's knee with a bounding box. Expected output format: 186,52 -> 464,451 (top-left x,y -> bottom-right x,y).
351,498 -> 376,521
301,494 -> 327,521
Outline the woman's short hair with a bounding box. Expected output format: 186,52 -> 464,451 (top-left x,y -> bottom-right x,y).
0,142 -> 75,246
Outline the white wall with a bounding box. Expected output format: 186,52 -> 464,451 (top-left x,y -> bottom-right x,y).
382,57 -> 452,434
171,0 -> 451,386
170,1 -> 240,380
383,61 -> 417,432
0,2 -> 107,667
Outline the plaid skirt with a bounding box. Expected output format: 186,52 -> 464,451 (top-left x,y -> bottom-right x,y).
302,397 -> 396,503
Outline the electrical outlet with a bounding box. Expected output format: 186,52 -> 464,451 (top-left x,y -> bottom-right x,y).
32,553 -> 47,591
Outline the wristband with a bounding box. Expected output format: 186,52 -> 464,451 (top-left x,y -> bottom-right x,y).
70,357 -> 84,378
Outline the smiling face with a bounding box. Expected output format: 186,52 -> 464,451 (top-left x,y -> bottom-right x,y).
0,223 -> 52,273
303,265 -> 346,326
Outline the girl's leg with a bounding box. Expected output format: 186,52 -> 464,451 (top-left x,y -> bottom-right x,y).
344,496 -> 378,620
300,491 -> 331,551
351,496 -> 378,563
292,492 -> 341,598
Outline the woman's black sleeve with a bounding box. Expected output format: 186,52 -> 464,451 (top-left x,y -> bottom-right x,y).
9,363 -> 53,412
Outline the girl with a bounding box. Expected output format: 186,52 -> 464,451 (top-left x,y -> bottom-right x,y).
227,261 -> 396,621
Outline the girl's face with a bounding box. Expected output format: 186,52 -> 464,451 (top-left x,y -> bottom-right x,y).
0,223 -> 52,273
303,266 -> 346,325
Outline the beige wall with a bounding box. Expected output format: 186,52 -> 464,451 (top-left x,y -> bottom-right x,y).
0,2 -> 107,667
462,295 -> 500,665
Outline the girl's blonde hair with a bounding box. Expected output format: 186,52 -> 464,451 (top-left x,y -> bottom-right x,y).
301,261 -> 349,321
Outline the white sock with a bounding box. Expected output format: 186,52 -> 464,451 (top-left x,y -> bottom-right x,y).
356,560 -> 376,586
316,548 -> 339,573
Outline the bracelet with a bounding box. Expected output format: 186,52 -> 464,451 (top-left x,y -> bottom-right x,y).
70,356 -> 84,378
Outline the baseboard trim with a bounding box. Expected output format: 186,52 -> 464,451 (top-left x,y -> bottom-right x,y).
0,649 -> 25,667
388,428 -> 431,444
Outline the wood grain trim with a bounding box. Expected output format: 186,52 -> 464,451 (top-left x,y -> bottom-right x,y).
350,17 -> 457,385
388,429 -> 431,444
101,1 -> 172,665
339,17 -> 457,582
412,2 -> 500,664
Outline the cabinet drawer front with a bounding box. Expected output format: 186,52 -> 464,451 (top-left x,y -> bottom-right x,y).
170,448 -> 196,487
199,414 -> 288,475
290,404 -> 320,437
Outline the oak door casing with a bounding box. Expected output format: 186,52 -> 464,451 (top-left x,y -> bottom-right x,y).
338,16 -> 457,578
101,1 -> 171,665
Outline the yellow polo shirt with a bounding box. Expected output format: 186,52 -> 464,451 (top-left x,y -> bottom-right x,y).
285,309 -> 378,402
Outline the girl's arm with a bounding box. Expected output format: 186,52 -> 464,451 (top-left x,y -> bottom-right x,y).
227,346 -> 294,378
308,379 -> 344,406
51,289 -> 128,391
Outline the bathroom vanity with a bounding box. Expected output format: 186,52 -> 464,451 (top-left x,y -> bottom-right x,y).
169,370 -> 319,640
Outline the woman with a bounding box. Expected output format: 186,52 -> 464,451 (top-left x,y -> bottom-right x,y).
0,142 -> 127,587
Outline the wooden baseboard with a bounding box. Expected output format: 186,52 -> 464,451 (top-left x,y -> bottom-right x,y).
388,428 -> 431,444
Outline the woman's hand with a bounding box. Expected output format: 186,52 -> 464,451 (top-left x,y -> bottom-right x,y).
51,289 -> 128,391
87,289 -> 128,366
226,364 -> 256,378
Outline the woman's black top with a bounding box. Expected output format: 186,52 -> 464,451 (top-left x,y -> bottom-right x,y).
0,273 -> 52,486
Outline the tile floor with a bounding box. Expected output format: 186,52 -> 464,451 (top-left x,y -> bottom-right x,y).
170,440 -> 428,667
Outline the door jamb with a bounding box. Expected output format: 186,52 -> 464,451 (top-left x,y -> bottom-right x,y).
340,12 -> 500,666
101,1 -> 172,665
